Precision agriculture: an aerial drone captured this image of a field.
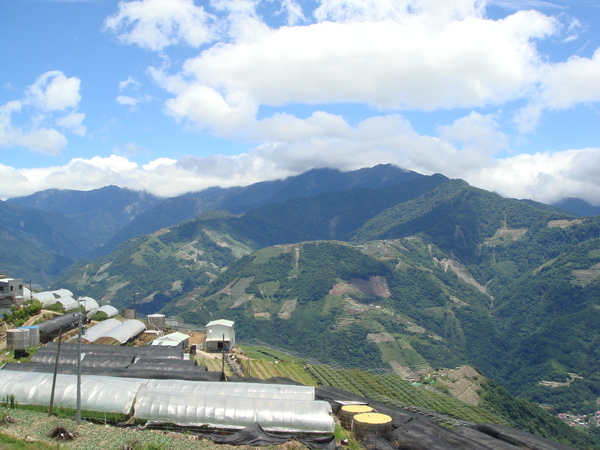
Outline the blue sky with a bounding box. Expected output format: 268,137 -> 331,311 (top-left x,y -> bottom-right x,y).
1,0 -> 599,205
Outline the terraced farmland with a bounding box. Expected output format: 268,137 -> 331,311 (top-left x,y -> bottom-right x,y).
202,346 -> 510,427
305,364 -> 509,426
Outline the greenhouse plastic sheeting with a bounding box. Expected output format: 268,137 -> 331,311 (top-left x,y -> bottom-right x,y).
134,391 -> 335,433
32,291 -> 58,307
78,296 -> 100,312
132,358 -> 196,368
206,422 -> 336,450
87,304 -> 118,319
0,370 -> 333,433
0,370 -> 144,414
56,296 -> 78,311
46,342 -> 184,359
31,348 -> 131,368
51,289 -> 73,298
1,362 -> 221,382
82,319 -> 122,343
145,379 -> 315,401
38,313 -> 86,343
31,349 -> 196,370
100,320 -> 146,344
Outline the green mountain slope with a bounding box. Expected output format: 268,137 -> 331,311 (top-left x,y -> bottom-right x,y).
350,179 -> 576,265
491,238 -> 600,414
54,174 -> 447,309
55,211 -> 256,314
103,164 -> 432,253
8,185 -> 162,250
0,200 -> 92,284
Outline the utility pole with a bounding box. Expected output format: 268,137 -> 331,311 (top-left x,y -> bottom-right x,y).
48,326 -> 63,416
76,315 -> 84,423
133,291 -> 138,319
221,333 -> 225,380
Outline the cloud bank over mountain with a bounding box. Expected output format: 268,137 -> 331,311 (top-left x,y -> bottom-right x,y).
1,0 -> 599,205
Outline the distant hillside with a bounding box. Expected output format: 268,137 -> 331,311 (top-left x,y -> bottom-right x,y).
2,164 -> 434,281
0,200 -> 90,284
54,173 -> 448,313
103,164 -> 433,253
8,185 -> 162,249
493,236 -> 600,414
554,197 -> 600,216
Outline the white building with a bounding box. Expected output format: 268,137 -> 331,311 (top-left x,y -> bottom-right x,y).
151,332 -> 190,349
0,278 -> 23,309
203,319 -> 235,352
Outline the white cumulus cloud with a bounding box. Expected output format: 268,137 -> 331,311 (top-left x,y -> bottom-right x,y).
26,71 -> 81,112
0,71 -> 84,155
104,0 -> 216,51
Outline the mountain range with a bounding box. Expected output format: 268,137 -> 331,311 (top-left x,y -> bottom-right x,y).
2,165 -> 600,439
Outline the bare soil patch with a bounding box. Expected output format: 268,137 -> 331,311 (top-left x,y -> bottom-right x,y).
278,299 -> 298,319
366,332 -> 395,343
549,219 -> 584,228
429,366 -> 483,406
573,263 -> 600,286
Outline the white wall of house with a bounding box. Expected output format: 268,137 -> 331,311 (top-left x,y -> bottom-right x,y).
204,320 -> 235,351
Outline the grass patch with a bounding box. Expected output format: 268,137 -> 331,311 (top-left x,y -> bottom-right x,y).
252,247 -> 284,264
0,433 -> 56,449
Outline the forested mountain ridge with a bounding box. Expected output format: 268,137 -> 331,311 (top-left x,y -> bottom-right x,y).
7,185 -> 162,250
3,165 -> 435,281
0,200 -> 91,284
53,172 -> 449,310
102,164 -> 435,253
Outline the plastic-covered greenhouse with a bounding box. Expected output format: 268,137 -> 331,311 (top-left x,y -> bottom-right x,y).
46,342 -> 184,358
31,291 -> 58,307
32,289 -> 74,308
38,313 -> 86,343
0,370 -> 143,414
81,318 -> 121,343
30,348 -> 197,371
56,296 -> 78,311
134,391 -> 334,432
2,362 -> 222,382
144,379 -> 315,401
98,320 -> 146,344
0,370 -> 334,433
78,296 -> 100,312
87,304 -> 118,319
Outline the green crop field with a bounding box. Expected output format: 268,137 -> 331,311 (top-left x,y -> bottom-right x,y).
203,345 -> 509,427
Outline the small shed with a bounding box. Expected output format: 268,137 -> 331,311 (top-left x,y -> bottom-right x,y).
150,332 -> 190,349
203,319 -> 235,352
